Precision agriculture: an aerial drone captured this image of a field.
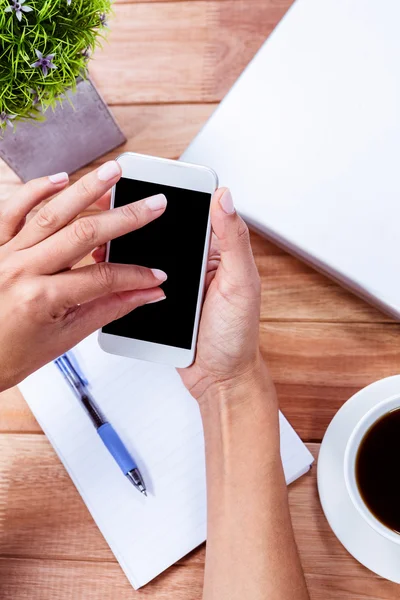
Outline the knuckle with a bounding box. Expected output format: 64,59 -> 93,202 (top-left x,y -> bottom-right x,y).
71,217 -> 98,246
22,178 -> 45,201
113,297 -> 133,321
35,203 -> 59,230
76,176 -> 95,200
0,256 -> 22,286
0,203 -> 14,223
19,280 -> 44,308
0,204 -> 20,236
237,218 -> 250,242
133,265 -> 148,286
24,177 -> 43,192
119,202 -> 140,228
94,262 -> 116,292
242,263 -> 262,299
18,280 -> 72,324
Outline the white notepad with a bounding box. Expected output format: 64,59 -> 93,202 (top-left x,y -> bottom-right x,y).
19,333 -> 313,589
182,0 -> 400,318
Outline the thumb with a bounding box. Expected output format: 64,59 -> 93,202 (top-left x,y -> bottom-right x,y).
210,188 -> 257,284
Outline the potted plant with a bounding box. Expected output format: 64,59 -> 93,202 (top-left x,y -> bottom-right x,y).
0,0 -> 125,182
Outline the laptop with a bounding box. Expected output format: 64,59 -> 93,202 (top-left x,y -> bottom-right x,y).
182,0 -> 400,319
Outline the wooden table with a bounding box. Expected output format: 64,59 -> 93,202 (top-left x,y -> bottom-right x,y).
0,1 -> 399,598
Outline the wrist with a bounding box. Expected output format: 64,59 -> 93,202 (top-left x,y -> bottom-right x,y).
199,359 -> 281,461
199,357 -> 277,411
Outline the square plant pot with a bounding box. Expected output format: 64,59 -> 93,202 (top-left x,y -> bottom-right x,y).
0,78 -> 126,183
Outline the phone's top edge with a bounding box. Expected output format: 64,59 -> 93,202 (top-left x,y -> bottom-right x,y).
115,151 -> 219,188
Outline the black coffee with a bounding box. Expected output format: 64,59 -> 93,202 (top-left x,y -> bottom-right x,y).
355,408 -> 400,534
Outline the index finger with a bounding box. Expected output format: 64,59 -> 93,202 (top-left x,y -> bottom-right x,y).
13,161 -> 121,250
30,193 -> 167,274
0,173 -> 69,245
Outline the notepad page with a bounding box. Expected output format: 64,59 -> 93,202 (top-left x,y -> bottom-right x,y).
18,333 -> 313,589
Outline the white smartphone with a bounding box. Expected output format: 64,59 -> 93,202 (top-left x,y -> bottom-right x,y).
98,152 -> 218,368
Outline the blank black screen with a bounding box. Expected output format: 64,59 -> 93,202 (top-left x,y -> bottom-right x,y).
102,178 -> 211,349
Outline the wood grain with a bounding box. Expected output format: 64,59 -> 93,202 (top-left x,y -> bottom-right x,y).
254,244 -> 391,323
0,441 -> 398,599
0,103 -> 218,191
0,434 -> 112,561
0,388 -> 39,434
90,0 -> 292,104
0,1 -> 398,597
0,102 -> 391,326
261,322 -> 400,439
0,555 -> 398,600
0,556 -> 204,600
2,321 -> 398,437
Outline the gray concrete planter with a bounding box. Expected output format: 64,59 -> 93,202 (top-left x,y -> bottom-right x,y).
0,78 -> 126,182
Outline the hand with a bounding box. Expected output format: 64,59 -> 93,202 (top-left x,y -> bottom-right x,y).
178,188 -> 267,402
0,162 -> 167,391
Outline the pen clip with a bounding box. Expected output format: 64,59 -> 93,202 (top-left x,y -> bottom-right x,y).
65,351 -> 89,386
55,352 -> 88,388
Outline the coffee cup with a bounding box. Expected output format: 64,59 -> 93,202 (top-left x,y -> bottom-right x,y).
344,394 -> 400,545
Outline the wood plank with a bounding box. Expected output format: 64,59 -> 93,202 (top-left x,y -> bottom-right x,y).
0,556 -> 204,600
0,441 -> 398,598
0,105 -> 390,325
0,388 -> 39,433
0,435 -> 112,561
0,555 -> 398,600
1,321 -> 399,436
0,103 -> 217,190
90,0 -> 293,104
0,102 -> 394,330
253,243 -> 391,323
290,446 -> 400,599
0,0 -> 292,185
261,322 -> 400,440
1,2 -> 395,598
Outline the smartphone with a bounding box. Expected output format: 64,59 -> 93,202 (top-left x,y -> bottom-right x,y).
98,152 -> 218,368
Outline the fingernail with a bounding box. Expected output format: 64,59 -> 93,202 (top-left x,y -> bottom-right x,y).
147,295 -> 166,304
219,189 -> 235,214
145,194 -> 167,211
49,172 -> 68,184
151,268 -> 168,282
97,161 -> 121,182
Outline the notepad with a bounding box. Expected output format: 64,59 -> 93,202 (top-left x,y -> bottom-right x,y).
18,333 -> 313,589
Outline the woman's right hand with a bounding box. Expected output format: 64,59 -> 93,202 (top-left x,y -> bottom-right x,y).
0,161 -> 167,391
186,190 -> 307,600
179,188 -> 271,403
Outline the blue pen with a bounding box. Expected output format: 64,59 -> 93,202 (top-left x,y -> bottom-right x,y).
55,353 -> 147,496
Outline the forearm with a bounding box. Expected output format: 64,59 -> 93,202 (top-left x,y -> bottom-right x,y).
200,363 -> 309,600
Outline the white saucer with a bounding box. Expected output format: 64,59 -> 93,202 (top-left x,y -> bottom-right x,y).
318,375 -> 400,584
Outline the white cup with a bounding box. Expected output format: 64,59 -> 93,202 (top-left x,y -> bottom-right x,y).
344,393 -> 400,545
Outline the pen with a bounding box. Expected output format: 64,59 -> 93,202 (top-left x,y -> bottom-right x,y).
54,353 -> 147,496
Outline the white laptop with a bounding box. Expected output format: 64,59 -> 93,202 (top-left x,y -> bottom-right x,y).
182,0 -> 400,319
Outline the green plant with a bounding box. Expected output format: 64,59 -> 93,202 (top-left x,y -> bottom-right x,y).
0,0 -> 111,131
